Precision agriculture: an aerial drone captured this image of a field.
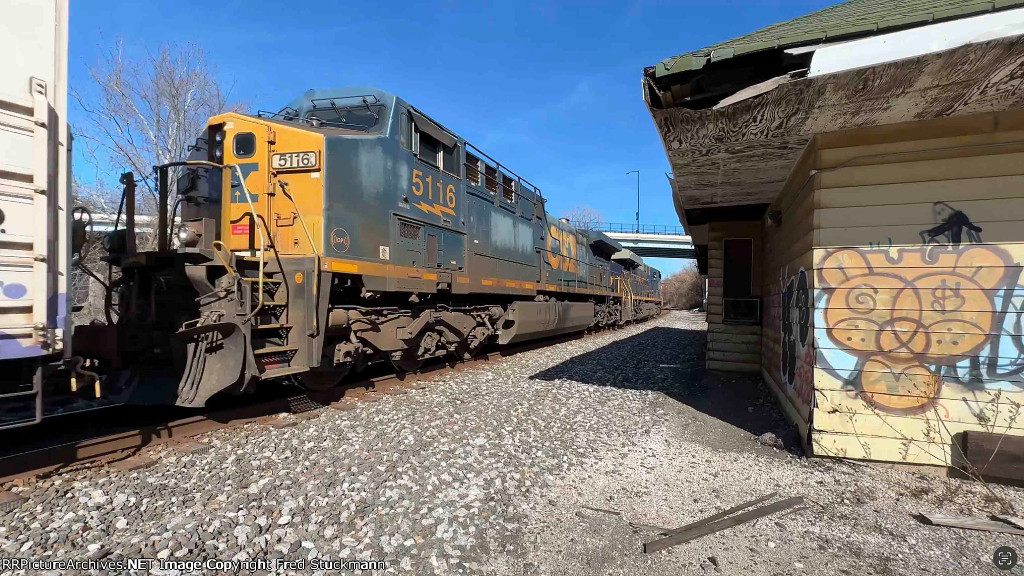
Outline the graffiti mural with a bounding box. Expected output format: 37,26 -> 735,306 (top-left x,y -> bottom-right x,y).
816,242 -> 1024,414
781,268 -> 813,407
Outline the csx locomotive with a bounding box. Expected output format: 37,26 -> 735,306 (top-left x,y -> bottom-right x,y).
76,87 -> 662,407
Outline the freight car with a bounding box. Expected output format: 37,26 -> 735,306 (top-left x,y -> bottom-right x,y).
0,0 -> 71,427
74,87 -> 662,407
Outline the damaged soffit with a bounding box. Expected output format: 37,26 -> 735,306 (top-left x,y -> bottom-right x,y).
644,0 -> 1024,227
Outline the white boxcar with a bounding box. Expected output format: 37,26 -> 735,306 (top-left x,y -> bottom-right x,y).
0,0 -> 70,424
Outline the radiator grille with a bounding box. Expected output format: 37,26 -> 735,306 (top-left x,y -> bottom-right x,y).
400,221 -> 422,240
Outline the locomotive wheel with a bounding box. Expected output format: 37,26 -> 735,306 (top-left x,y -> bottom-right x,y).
298,365 -> 350,390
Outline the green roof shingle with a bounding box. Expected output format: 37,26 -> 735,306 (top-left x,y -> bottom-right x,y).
656,0 -> 1024,77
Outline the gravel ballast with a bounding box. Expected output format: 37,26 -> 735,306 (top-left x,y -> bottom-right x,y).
2,311 -> 1022,575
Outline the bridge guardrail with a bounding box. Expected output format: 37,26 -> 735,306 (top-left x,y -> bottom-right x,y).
572,222 -> 687,236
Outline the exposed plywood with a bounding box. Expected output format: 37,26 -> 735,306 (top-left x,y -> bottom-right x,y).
651,36 -> 1024,212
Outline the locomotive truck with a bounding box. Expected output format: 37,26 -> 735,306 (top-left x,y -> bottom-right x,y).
72,87 -> 662,407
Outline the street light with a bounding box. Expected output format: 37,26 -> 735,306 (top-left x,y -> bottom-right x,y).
627,170 -> 640,233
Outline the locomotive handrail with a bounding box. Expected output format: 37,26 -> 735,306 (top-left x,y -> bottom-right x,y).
464,161 -> 541,209
230,164 -> 273,324
463,141 -> 542,201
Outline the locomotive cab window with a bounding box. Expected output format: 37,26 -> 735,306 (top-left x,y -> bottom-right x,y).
400,113 -> 412,151
417,131 -> 441,167
442,143 -> 460,177
233,133 -> 256,158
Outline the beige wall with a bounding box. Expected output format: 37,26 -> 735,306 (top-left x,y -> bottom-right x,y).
761,109 -> 1024,464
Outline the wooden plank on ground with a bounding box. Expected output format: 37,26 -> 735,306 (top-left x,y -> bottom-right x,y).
662,492 -> 778,537
920,513 -> 1024,536
994,515 -> 1024,530
644,496 -> 804,553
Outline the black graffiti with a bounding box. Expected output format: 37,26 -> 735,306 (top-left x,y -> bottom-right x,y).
781,269 -> 810,388
920,201 -> 983,247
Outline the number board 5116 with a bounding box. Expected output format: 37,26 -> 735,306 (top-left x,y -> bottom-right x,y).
272,151 -> 319,171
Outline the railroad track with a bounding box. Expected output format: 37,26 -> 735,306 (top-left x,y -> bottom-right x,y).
0,331 -> 592,484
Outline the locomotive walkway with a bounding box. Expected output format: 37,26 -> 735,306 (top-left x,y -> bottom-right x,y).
0,312 -> 1018,575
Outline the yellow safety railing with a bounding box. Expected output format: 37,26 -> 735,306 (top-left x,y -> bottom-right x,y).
232,165 -> 277,324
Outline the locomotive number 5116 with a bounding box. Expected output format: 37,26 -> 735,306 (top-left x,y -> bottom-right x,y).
272,151 -> 319,171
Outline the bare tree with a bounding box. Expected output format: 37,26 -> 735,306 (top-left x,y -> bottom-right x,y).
69,40 -> 239,325
564,205 -> 604,231
72,40 -> 239,249
661,262 -> 704,310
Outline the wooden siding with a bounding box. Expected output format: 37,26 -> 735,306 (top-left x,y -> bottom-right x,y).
705,221 -> 762,371
761,141 -> 817,438
799,110 -> 1024,465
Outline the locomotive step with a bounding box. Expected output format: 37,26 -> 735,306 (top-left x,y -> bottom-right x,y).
252,345 -> 298,356
252,323 -> 292,330
259,366 -> 309,379
240,277 -> 283,283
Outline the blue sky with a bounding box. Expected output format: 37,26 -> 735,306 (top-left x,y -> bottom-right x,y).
69,0 -> 835,275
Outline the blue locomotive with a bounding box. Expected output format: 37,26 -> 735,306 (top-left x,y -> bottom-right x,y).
74,87 -> 662,406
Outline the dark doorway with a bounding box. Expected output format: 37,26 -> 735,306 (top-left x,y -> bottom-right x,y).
723,238 -> 753,298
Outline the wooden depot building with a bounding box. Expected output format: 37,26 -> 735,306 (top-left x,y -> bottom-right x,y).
644,0 -> 1024,469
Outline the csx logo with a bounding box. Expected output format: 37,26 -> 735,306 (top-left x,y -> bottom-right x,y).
546,226 -> 579,273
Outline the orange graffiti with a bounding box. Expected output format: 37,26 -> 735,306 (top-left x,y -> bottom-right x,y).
818,245 -> 1013,413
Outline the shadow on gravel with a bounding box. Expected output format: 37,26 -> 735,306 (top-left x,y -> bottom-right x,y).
531,327 -> 799,450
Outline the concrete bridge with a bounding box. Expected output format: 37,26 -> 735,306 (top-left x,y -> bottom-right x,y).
584,223 -> 695,259
605,232 -> 695,259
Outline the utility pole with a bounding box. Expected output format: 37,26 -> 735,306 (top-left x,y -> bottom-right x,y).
627,170 -> 640,233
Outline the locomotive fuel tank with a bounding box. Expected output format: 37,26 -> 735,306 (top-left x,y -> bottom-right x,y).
497,301 -> 595,345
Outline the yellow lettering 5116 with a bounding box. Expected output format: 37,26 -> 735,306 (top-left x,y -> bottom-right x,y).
412,169 -> 424,196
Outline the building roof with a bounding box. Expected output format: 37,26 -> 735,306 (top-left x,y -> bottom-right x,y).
654,0 -> 1024,78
